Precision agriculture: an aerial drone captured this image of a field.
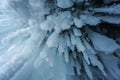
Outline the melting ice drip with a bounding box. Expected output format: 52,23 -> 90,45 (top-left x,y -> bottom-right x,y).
0,0 -> 120,80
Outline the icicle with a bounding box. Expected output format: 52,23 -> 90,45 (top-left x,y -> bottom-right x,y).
46,31 -> 59,48
58,36 -> 67,54
82,51 -> 90,65
94,4 -> 120,15
75,37 -> 86,52
83,59 -> 93,80
99,16 -> 120,24
80,15 -> 101,26
88,30 -> 120,53
88,52 -> 106,76
73,28 -> 82,37
64,51 -> 69,63
98,53 -> 120,79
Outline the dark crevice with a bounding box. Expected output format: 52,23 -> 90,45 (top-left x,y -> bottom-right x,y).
90,22 -> 120,40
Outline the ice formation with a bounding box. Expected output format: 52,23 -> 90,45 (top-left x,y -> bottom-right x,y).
0,0 -> 120,80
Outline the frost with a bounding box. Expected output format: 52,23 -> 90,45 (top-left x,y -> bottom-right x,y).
73,18 -> 84,28
54,11 -> 73,33
80,15 -> 101,26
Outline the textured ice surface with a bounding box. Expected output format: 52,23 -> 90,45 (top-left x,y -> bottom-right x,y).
0,0 -> 120,80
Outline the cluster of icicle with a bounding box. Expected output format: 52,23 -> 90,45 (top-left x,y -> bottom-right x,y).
0,0 -> 120,80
